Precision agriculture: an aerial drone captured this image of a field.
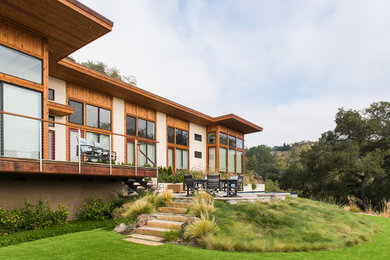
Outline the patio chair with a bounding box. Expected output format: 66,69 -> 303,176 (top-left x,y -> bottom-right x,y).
183,174 -> 198,197
205,174 -> 221,196
228,174 -> 243,197
93,141 -> 117,162
76,137 -> 95,161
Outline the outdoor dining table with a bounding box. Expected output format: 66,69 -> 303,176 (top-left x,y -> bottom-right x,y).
193,178 -> 237,197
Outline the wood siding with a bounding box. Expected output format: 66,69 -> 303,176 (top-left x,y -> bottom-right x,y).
67,82 -> 112,109
167,115 -> 189,131
125,102 -> 156,121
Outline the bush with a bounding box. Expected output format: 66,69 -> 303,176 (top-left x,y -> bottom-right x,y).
0,199 -> 68,235
158,190 -> 173,204
188,199 -> 216,218
264,179 -> 281,192
193,192 -> 214,205
76,197 -> 112,221
184,218 -> 219,242
122,200 -> 154,218
163,230 -> 181,242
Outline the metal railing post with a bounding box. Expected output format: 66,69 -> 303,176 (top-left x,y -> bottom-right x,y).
109,134 -> 112,175
39,120 -> 42,172
78,129 -> 81,174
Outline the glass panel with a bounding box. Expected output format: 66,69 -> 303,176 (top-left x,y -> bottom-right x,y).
0,44 -> 42,84
237,151 -> 243,173
219,133 -> 228,145
176,129 -> 182,145
147,121 -> 155,140
229,149 -> 236,173
99,108 -> 111,130
86,105 -> 98,128
69,130 -> 80,162
183,149 -> 188,169
138,143 -> 147,166
69,100 -> 83,125
208,147 -> 216,172
168,148 -> 174,169
138,119 -> 147,138
194,134 -> 202,141
237,138 -> 243,149
176,148 -> 183,169
48,89 -> 55,101
99,134 -> 110,150
219,147 -> 227,172
3,83 -> 41,159
126,116 -> 136,136
48,131 -> 54,160
208,132 -> 216,144
229,136 -> 236,148
182,130 -> 188,146
147,144 -> 155,165
86,132 -> 98,146
167,127 -> 175,143
127,141 -> 135,164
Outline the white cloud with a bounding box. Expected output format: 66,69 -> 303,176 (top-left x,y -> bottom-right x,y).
75,0 -> 390,147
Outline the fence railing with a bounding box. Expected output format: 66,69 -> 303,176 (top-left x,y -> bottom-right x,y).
0,110 -> 158,178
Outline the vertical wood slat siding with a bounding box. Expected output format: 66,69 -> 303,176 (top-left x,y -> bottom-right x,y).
0,19 -> 44,58
125,102 -> 156,121
166,115 -> 189,131
67,83 -> 112,109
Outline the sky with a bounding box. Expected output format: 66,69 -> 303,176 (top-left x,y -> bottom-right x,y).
74,0 -> 390,147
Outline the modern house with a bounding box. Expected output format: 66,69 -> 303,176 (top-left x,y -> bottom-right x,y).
0,0 -> 262,216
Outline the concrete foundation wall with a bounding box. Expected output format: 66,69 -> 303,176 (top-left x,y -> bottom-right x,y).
0,174 -> 127,219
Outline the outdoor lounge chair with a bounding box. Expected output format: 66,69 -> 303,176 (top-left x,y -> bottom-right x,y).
183,174 -> 198,197
205,174 -> 221,196
77,138 -> 96,161
228,174 -> 243,197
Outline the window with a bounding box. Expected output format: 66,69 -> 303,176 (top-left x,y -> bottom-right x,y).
168,127 -> 175,143
208,132 -> 216,144
138,143 -> 156,166
127,140 -> 135,164
48,89 -> 55,101
194,151 -> 202,159
0,44 -> 42,84
86,104 -> 111,130
176,148 -> 188,170
1,82 -> 42,159
86,132 -> 110,149
68,100 -> 83,125
208,147 -> 216,172
176,129 -> 188,146
48,115 -> 55,127
194,134 -> 202,141
229,149 -> 236,172
147,121 -> 155,140
219,147 -> 227,172
138,119 -> 147,138
219,133 -> 228,145
168,148 -> 174,169
229,136 -> 236,148
237,151 -> 243,174
237,138 -> 243,149
126,116 -> 136,136
49,130 -> 55,160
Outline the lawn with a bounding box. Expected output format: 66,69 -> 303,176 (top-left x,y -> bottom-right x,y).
0,215 -> 389,260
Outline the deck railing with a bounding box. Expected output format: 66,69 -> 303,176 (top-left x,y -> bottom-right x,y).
0,110 -> 158,178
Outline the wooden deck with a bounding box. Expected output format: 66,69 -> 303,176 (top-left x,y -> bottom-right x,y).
0,157 -> 157,178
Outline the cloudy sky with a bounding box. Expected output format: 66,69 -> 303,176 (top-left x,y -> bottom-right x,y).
75,0 -> 390,147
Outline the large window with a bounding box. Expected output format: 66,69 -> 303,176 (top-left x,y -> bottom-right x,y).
176,148 -> 189,170
219,147 -> 227,172
228,149 -> 236,172
136,118 -> 155,140
168,148 -> 174,169
68,100 -> 83,125
127,140 -> 135,164
208,147 -> 216,172
0,44 -> 42,84
138,143 -> 156,166
86,132 -> 110,149
1,83 -> 42,159
168,127 -> 175,144
237,151 -> 243,174
208,132 -> 216,144
86,104 -> 111,130
126,116 -> 136,136
219,133 -> 228,145
237,138 -> 243,149
176,129 -> 188,146
229,136 -> 236,148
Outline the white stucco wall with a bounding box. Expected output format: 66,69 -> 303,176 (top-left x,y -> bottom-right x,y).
189,122 -> 207,172
112,97 -> 125,163
48,77 -> 67,161
156,112 -> 167,167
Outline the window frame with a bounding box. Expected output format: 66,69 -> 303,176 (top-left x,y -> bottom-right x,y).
68,100 -> 84,125
194,151 -> 202,159
48,88 -> 55,101
194,133 -> 202,142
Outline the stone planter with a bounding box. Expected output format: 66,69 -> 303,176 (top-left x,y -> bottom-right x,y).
166,183 -> 184,193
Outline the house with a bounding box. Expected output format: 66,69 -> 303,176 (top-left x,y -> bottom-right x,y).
0,0 -> 262,217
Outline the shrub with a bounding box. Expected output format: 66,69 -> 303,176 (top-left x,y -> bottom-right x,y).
251,183 -> 257,190
193,192 -> 214,205
122,200 -> 154,218
264,179 -> 281,192
0,199 -> 68,235
76,197 -> 112,221
158,190 -> 173,204
163,230 -> 181,242
184,218 -> 219,242
188,199 -> 216,217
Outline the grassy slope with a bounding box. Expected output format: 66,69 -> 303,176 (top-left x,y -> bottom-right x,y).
210,197 -> 377,252
0,216 -> 388,260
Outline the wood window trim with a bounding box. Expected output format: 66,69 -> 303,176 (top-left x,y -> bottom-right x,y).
125,113 -> 156,140
166,125 -> 190,172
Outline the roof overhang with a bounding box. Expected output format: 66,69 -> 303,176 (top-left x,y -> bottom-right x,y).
0,0 -> 113,62
214,114 -> 263,134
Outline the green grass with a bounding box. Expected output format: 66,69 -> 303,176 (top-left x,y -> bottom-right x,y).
209,197 -> 377,252
0,215 -> 388,259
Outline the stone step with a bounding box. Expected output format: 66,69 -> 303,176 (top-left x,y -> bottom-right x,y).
167,202 -> 191,209
156,214 -> 188,222
157,207 -> 187,214
173,198 -> 193,203
123,237 -> 164,246
130,233 -> 166,242
147,219 -> 184,230
135,226 -> 172,237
